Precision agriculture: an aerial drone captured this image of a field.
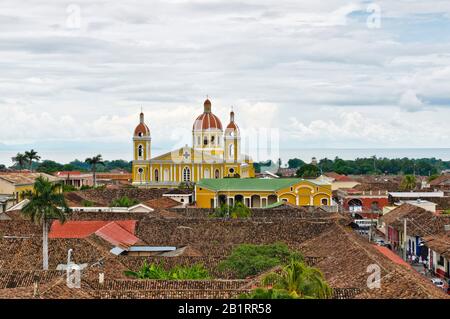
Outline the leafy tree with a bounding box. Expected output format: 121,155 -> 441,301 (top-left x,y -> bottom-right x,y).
296,164 -> 320,179
241,259 -> 332,299
12,153 -> 27,170
21,177 -> 71,270
36,160 -> 64,174
110,196 -> 139,207
288,158 -> 305,169
24,149 -> 41,171
218,243 -> 302,279
239,288 -> 296,299
400,175 -> 417,191
125,261 -> 210,280
85,154 -> 105,186
211,202 -> 251,219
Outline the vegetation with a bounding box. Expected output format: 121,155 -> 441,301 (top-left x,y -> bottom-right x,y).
110,196 -> 139,207
24,149 -> 40,171
211,202 -> 252,219
81,200 -> 95,207
296,164 -> 321,179
11,153 -> 27,170
21,177 -> 71,270
85,155 -> 105,187
400,175 -> 417,191
254,157 -> 450,175
443,210 -> 450,215
218,243 -> 302,279
61,184 -> 77,192
124,261 -> 210,280
240,260 -> 332,299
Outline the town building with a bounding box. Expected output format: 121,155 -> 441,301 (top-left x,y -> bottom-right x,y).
336,189 -> 389,213
132,99 -> 255,188
315,172 -> 360,191
0,172 -> 61,202
195,178 -> 332,208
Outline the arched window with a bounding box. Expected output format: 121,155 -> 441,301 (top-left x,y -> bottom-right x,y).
229,143 -> 234,157
183,167 -> 191,182
138,145 -> 144,158
204,137 -> 208,146
137,168 -> 144,183
154,169 -> 159,182
138,132 -> 143,137
215,169 -> 220,179
321,198 -> 328,206
211,136 -> 215,145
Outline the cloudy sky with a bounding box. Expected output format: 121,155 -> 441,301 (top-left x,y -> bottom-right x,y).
1,0 -> 450,164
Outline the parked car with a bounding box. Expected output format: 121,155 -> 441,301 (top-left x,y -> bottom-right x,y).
430,278 -> 445,289
374,239 -> 386,246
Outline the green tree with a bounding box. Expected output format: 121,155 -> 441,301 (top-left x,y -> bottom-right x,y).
400,175 -> 417,191
218,243 -> 302,279
288,158 -> 305,169
24,149 -> 41,171
124,261 -> 210,280
110,196 -> 139,207
85,155 -> 105,187
12,153 -> 27,170
36,160 -> 64,174
242,259 -> 332,299
21,177 -> 71,270
296,164 -> 320,179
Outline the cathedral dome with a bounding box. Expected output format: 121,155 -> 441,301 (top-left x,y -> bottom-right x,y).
193,99 -> 223,131
134,112 -> 150,137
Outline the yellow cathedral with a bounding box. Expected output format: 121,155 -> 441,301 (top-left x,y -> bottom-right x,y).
132,99 -> 255,187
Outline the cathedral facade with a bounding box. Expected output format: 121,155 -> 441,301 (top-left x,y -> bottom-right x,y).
132,99 -> 255,187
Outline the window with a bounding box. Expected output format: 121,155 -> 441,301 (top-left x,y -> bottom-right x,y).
321,198 -> 328,206
204,137 -> 208,146
211,136 -> 215,145
138,132 -> 143,137
229,143 -> 234,157
138,145 -> 144,158
183,167 -> 191,182
215,169 -> 220,179
229,168 -> 235,174
154,169 -> 159,182
438,255 -> 445,267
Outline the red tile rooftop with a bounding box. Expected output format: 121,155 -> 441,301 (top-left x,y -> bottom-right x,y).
95,222 -> 139,248
49,220 -> 136,239
373,245 -> 411,269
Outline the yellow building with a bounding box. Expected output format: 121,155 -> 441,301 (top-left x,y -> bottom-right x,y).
195,178 -> 332,209
132,99 -> 255,188
0,172 -> 61,203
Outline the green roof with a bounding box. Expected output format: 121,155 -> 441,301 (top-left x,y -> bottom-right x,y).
197,178 -> 322,192
265,201 -> 285,209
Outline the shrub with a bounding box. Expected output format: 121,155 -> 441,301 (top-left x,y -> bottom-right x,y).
211,202 -> 251,219
110,196 -> 140,207
81,200 -> 94,207
124,261 -> 210,280
218,243 -> 302,279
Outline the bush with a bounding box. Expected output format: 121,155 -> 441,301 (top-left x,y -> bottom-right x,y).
218,243 -> 302,279
110,196 -> 140,207
81,200 -> 94,207
211,202 -> 251,219
124,261 -> 210,280
62,184 -> 77,192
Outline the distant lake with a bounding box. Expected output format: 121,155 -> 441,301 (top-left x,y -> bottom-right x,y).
1,148 -> 449,166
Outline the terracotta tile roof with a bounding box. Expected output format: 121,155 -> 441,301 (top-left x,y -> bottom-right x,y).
423,232 -> 450,259
145,197 -> 180,209
95,222 -> 139,248
429,174 -> 450,186
49,220 -> 137,239
0,172 -> 60,185
373,245 -> 411,268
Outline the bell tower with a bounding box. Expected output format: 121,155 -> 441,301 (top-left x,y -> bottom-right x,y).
224,110 -> 240,163
132,111 -> 151,185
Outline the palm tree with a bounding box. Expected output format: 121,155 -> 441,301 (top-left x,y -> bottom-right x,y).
261,259 -> 333,299
21,177 -> 71,270
12,153 -> 27,170
24,149 -> 41,171
401,175 -> 417,191
85,154 -> 105,187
